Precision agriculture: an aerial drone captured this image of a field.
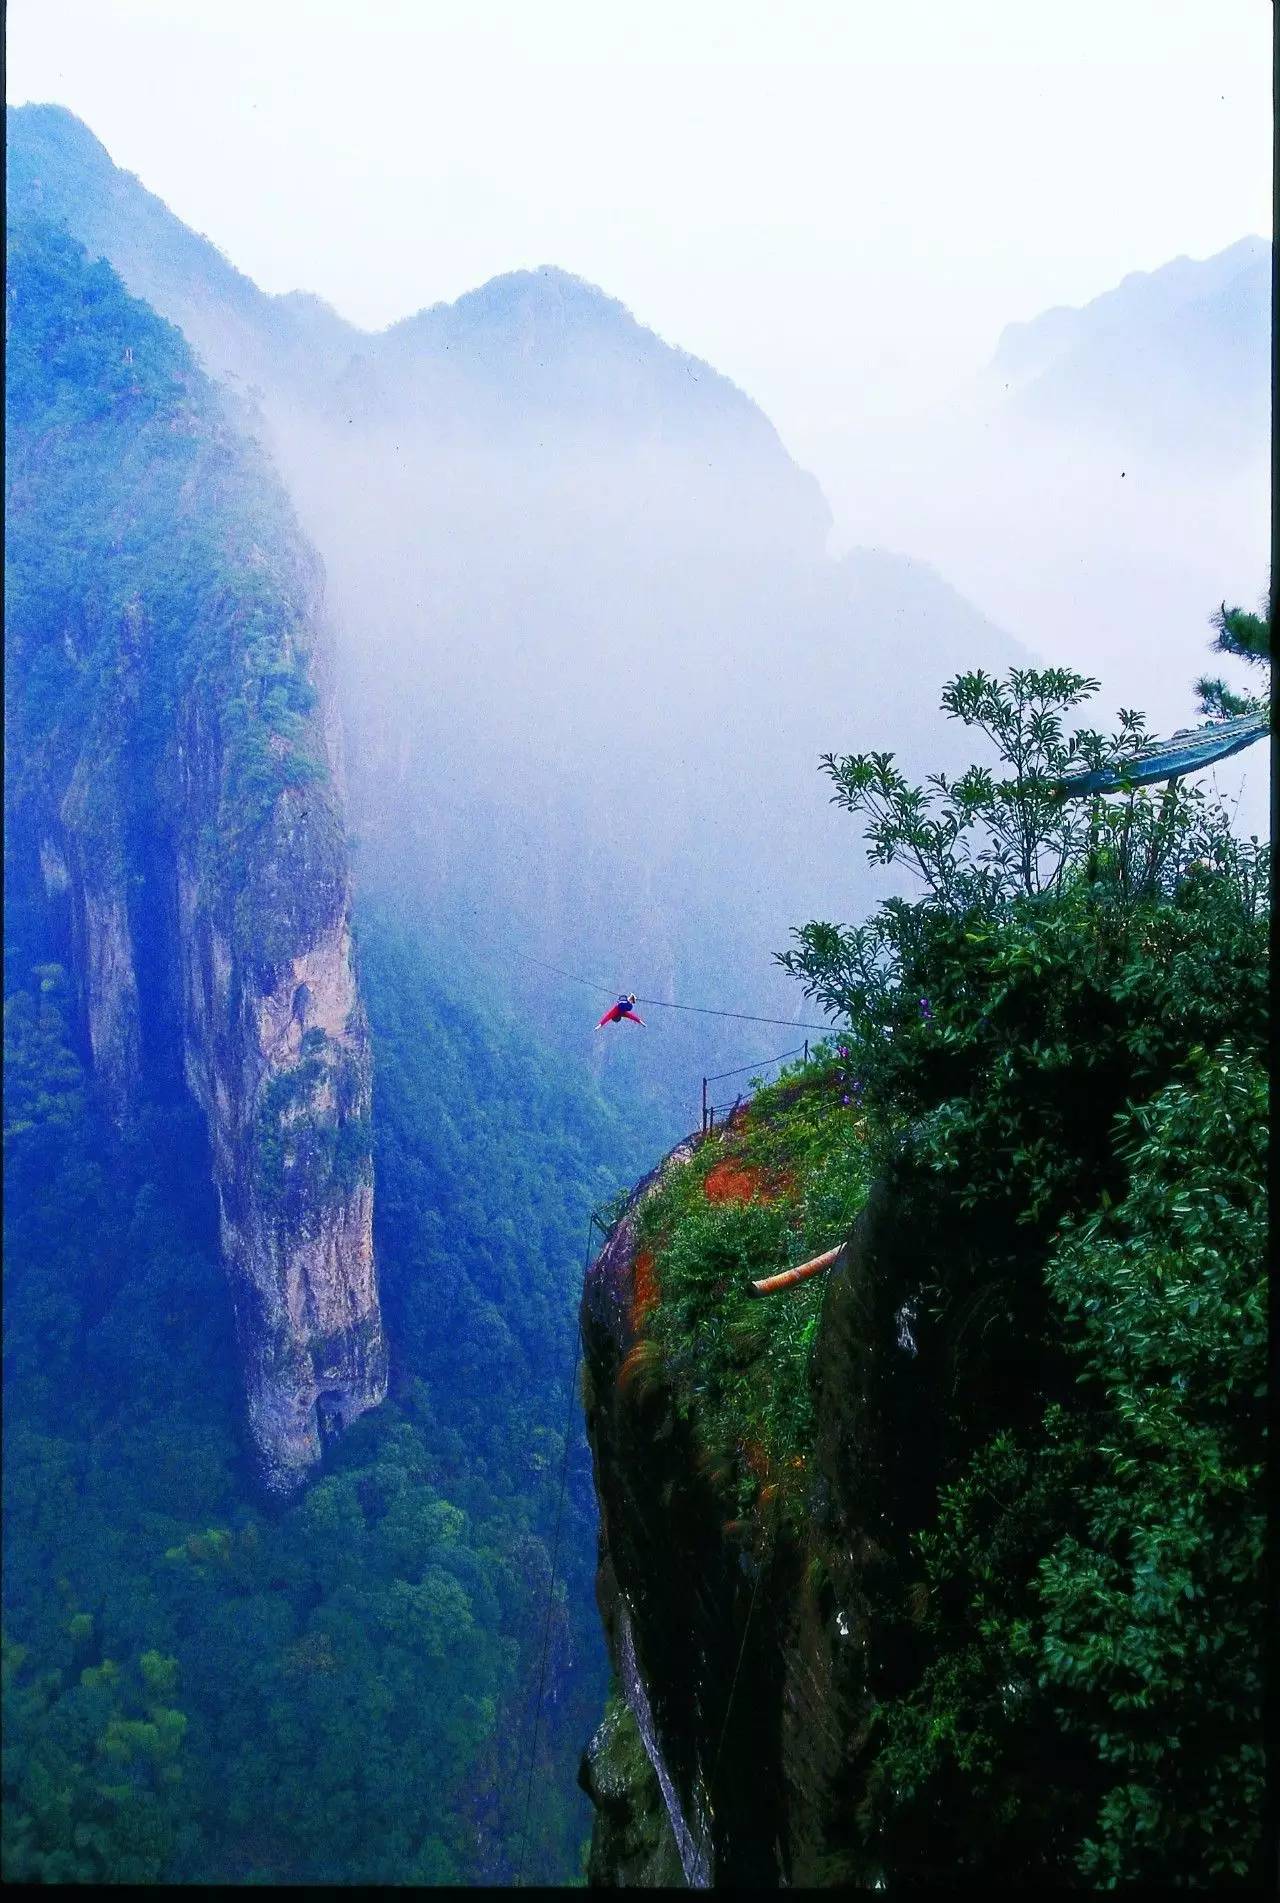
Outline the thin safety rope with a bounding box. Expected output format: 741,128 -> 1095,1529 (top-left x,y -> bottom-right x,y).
457,938 -> 834,1033
634,996 -> 829,1032
704,1044 -> 805,1084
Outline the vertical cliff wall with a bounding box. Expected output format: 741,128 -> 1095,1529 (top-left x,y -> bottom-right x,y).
576,1059 -> 1017,1887
5,217 -> 385,1492
579,925 -> 1268,1888
577,1115 -> 957,1888
580,1131 -> 794,1889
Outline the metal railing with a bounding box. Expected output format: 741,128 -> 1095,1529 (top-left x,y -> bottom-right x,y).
700,1040 -> 809,1133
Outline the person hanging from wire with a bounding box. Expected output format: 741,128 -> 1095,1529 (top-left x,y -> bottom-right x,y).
596,992 -> 646,1029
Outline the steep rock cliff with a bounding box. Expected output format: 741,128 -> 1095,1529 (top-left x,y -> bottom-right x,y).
5,217 -> 385,1492
579,1090 -> 1031,1887
580,940 -> 1268,1886
579,1063 -> 877,1887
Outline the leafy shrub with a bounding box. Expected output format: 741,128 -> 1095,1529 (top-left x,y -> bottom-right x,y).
778,664 -> 1267,1884
634,1057 -> 870,1518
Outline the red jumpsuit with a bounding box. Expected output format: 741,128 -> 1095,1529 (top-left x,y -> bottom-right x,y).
597,998 -> 646,1027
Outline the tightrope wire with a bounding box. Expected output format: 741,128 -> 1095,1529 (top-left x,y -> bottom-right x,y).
517,950 -> 833,1032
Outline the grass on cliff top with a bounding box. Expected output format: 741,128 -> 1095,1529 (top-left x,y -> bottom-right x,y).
630,1045 -> 869,1524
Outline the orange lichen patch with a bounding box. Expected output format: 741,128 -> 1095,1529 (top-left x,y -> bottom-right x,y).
702,1155 -> 797,1205
629,1247 -> 660,1329
758,1482 -> 779,1508
703,1159 -> 767,1204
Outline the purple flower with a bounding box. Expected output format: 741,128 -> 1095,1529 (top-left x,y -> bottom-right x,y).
841,1094 -> 850,1104
852,1080 -> 863,1097
919,997 -> 933,1020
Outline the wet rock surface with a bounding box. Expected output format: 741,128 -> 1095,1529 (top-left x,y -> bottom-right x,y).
6,236 -> 386,1496
172,578 -> 386,1495
579,1696 -> 686,1889
580,1151 -> 930,1887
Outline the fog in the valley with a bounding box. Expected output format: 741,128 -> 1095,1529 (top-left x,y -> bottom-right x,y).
255,238 -> 1269,1120
832,236 -> 1270,765
6,99 -> 1269,1129
256,273 -> 1034,1122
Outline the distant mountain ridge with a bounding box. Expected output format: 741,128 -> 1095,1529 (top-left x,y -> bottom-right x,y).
6,103 -> 361,388
6,104 -> 824,534
5,99 -> 1032,1127
988,235 -> 1269,457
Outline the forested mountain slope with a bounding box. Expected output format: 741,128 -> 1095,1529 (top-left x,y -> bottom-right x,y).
579,668 -> 1268,1888
5,216 -> 383,1495
6,102 -> 361,395
3,895 -> 655,1881
3,210 -> 667,1880
5,102 -> 1032,1138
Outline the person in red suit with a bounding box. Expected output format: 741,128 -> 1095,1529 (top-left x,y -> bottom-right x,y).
596,993 -> 646,1028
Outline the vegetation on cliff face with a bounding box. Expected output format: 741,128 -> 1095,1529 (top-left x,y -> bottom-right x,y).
1,915 -> 648,1883
6,209 -> 383,1496
5,217 -> 336,969
789,663 -> 1267,1886
631,1056 -> 869,1519
2,218 -> 653,1885
591,659 -> 1266,1887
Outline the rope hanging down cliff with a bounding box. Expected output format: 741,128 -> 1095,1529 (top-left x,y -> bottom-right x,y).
514,1210 -> 598,1888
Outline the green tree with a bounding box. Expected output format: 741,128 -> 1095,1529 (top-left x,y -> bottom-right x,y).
1037,1047 -> 1266,1885
776,659 -> 1266,1885
1196,594 -> 1271,719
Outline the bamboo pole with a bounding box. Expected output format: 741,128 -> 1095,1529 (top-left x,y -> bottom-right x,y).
746,1242 -> 846,1299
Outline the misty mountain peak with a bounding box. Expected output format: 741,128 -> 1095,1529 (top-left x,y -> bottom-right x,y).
382,261 -> 749,416
6,102 -> 358,388
984,235 -> 1269,462
393,263 -> 648,341
991,235 -> 1270,385
366,259 -> 831,546
5,101 -> 115,175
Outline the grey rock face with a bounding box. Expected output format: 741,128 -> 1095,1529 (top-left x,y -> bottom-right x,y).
5,204 -> 387,1495
174,589 -> 386,1496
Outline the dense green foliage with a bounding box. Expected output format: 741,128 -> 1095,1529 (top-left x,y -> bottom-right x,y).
2,217 -> 659,1887
632,1056 -> 869,1519
5,218 -> 335,974
2,913 -> 650,1884
1036,1047 -> 1266,1883
776,665 -> 1267,1886
1196,594 -> 1271,719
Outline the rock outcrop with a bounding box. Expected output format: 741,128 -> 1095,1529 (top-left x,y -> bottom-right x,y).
173,574 -> 386,1495
5,216 -> 386,1494
579,1125 -> 916,1888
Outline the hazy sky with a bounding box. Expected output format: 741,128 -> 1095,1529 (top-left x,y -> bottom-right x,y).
6,0 -> 1272,537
